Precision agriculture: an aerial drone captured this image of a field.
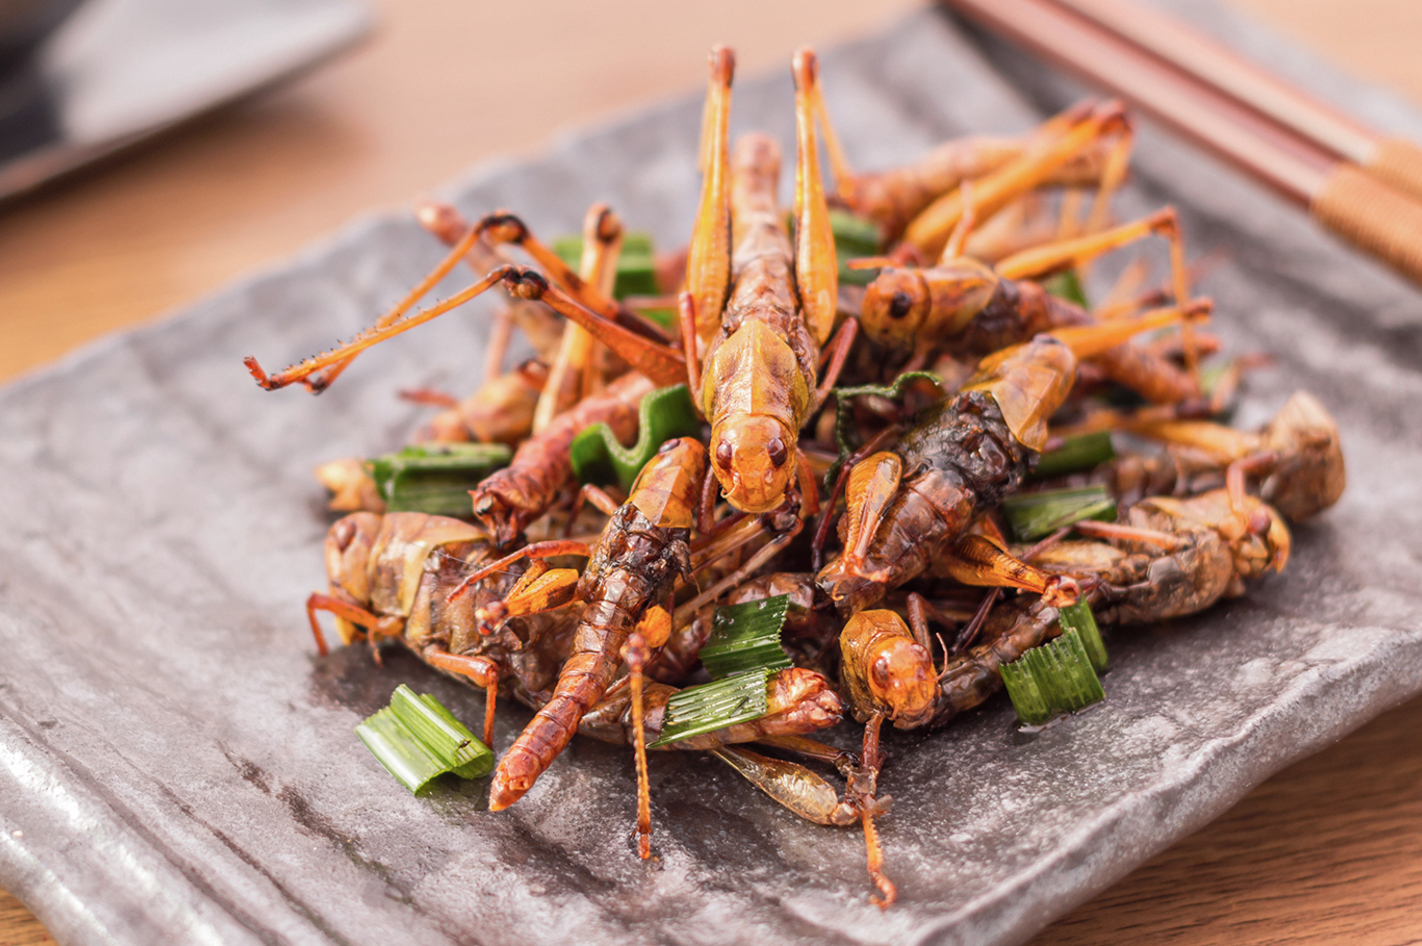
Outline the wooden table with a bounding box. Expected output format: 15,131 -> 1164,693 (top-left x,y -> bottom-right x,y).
4,1 -> 1420,942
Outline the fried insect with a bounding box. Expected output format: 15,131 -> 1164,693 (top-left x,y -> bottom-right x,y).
410,359 -> 551,446
468,371 -> 653,545
471,436 -> 706,811
534,48 -> 855,516
818,305 -> 1207,615
245,198 -> 674,389
683,48 -> 850,514
840,488 -> 1290,735
860,208 -> 1201,402
813,93 -> 1112,246
577,667 -> 844,749
532,204 -> 625,432
902,101 -> 1135,262
1106,390 -> 1345,522
306,512 -> 579,746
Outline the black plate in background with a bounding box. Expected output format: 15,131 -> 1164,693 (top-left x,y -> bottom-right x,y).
0,0 -> 370,200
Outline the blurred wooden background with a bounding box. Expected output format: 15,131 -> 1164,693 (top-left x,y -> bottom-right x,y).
4,1 -> 1422,943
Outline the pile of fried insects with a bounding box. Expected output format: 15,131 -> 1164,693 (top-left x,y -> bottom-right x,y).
245,46 -> 1345,907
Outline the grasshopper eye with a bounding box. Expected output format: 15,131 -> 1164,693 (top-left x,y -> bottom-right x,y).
871,653 -> 892,688
767,437 -> 788,467
889,291 -> 913,319
716,440 -> 734,468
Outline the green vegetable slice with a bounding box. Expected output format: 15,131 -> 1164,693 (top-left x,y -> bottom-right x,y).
1002,484 -> 1117,542
829,209 -> 885,286
1058,598 -> 1108,673
1031,430 -> 1115,480
698,595 -> 792,680
569,383 -> 701,491
1042,269 -> 1090,309
648,669 -> 775,749
552,231 -> 660,300
366,443 -> 511,517
355,685 -> 493,793
1000,627 -> 1106,725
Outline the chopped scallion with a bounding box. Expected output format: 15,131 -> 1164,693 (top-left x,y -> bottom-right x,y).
569,383 -> 701,491
1031,431 -> 1115,480
366,443 -> 511,517
355,684 -> 493,793
1002,485 -> 1116,542
829,209 -> 884,286
552,231 -> 660,300
999,628 -> 1105,725
1042,269 -> 1089,309
648,669 -> 775,749
1057,598 -> 1108,673
699,595 -> 792,679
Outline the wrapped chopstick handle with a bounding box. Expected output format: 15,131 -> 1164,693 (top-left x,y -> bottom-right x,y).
1311,163 -> 1422,285
1365,138 -> 1422,205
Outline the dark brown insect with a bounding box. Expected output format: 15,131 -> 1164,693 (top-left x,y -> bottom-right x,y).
818,306 -> 1204,615
837,487 -> 1291,734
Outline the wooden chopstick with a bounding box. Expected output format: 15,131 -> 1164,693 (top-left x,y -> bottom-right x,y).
1048,0 -> 1422,201
941,0 -> 1422,286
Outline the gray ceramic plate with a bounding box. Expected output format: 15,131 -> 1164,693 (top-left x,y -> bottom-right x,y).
2,6 -> 1421,946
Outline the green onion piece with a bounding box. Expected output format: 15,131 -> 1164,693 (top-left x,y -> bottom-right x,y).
699,595 -> 792,680
648,669 -> 775,748
999,658 -> 1052,725
1039,629 -> 1105,711
1001,484 -> 1116,542
1043,269 -> 1089,309
552,231 -> 660,300
355,684 -> 493,793
366,443 -> 512,517
1000,628 -> 1106,725
569,383 -> 701,491
1058,598 -> 1108,673
829,209 -> 885,287
1031,430 -> 1116,480
636,307 -> 677,331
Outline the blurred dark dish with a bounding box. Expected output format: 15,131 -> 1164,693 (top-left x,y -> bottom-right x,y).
0,0 -> 84,68
0,0 -> 371,203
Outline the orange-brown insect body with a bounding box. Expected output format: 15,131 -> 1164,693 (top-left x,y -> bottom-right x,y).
470,371 -> 653,545
838,611 -> 938,729
488,438 -> 706,810
862,265 -> 1196,404
318,512 -> 577,707
818,337 -> 1078,614
702,135 -> 820,513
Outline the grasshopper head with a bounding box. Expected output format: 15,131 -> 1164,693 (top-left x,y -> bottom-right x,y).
861,268 -> 932,347
839,610 -> 937,728
861,260 -> 996,349
710,415 -> 798,514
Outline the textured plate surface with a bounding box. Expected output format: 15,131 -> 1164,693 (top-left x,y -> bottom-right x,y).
2,6 -> 1422,946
